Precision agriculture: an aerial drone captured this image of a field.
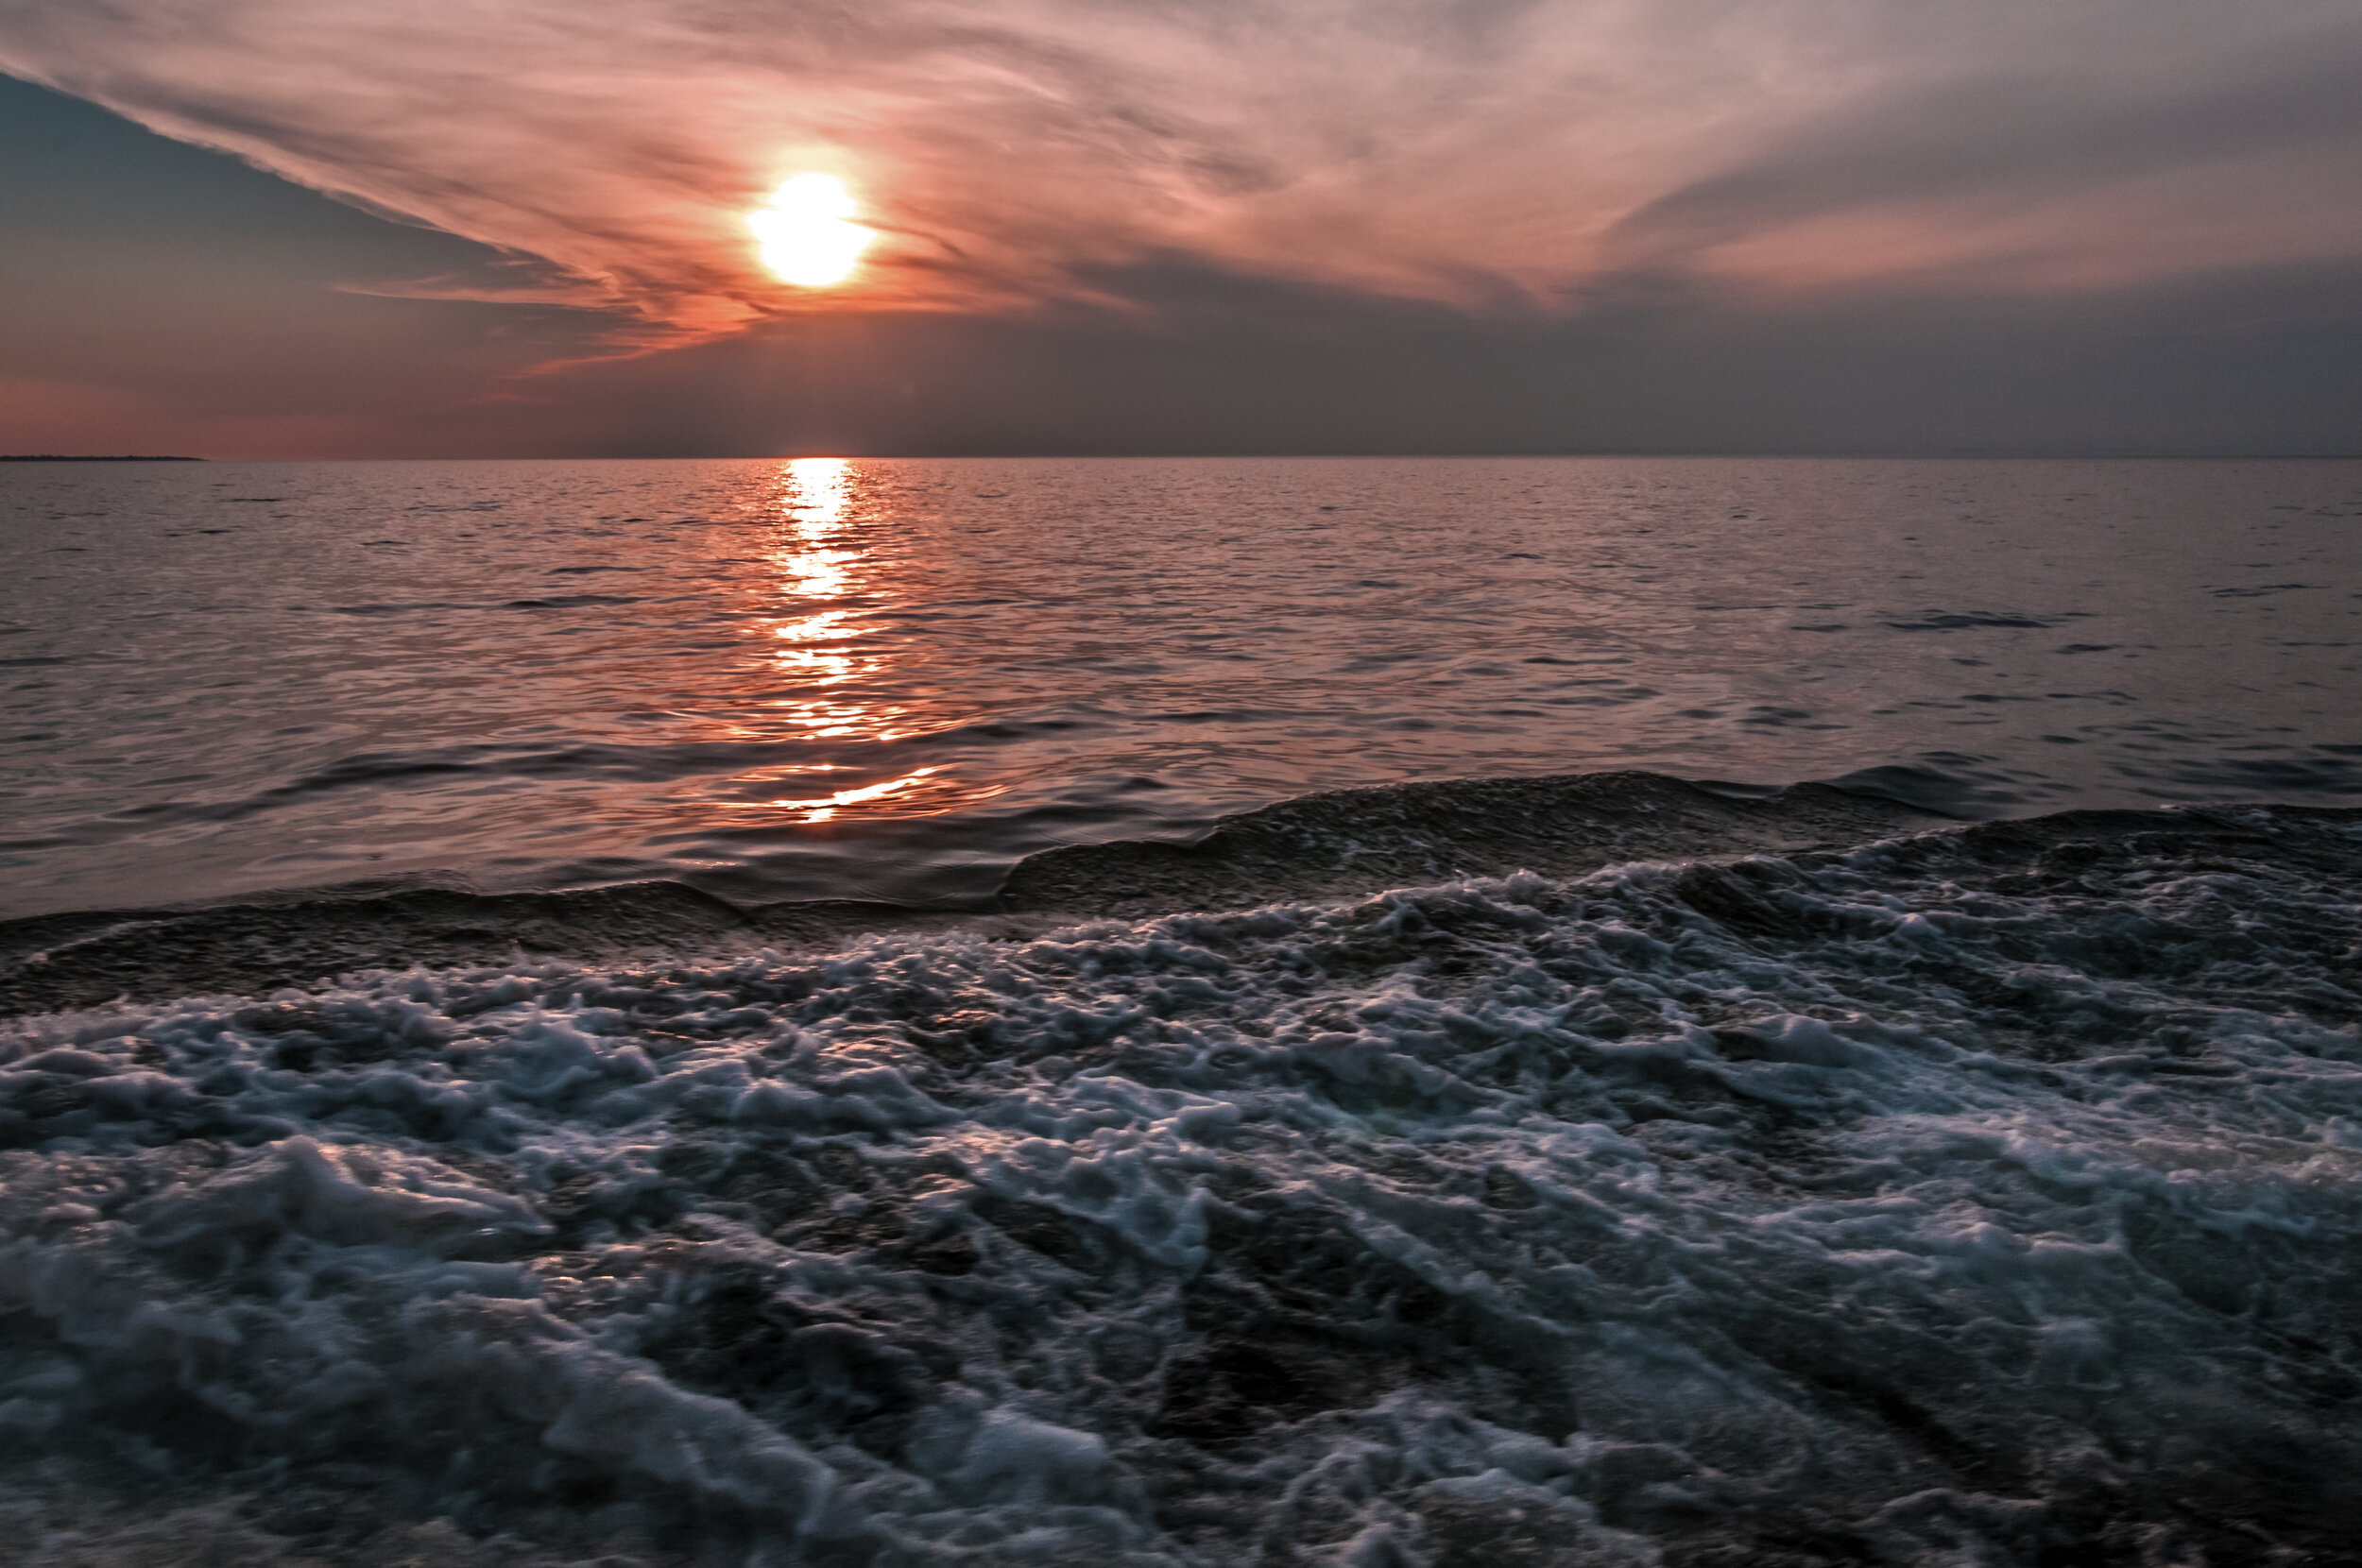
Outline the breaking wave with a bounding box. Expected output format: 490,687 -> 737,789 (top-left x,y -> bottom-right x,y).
4,793 -> 2361,1564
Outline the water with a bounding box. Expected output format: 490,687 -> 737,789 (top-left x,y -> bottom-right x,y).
5,810 -> 2360,1563
5,458 -> 2362,1565
2,457 -> 2356,919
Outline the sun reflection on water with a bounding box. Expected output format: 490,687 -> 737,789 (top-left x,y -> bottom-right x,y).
711,458 -> 988,824
730,764 -> 944,824
782,455 -> 851,526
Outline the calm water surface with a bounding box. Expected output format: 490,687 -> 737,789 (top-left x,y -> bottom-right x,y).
3,456 -> 2357,917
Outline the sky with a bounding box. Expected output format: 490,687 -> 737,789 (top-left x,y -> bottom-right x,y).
3,0 -> 2360,458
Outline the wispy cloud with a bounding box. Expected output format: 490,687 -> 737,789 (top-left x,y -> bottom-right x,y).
3,0 -> 2356,344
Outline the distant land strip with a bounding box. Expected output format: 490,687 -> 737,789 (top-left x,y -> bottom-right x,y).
0,453 -> 203,462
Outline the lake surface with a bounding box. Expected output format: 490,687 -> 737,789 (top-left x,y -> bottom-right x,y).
3,456 -> 2357,918
6,457 -> 2362,1567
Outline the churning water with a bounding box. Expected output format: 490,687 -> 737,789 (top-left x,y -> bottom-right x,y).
2,459 -> 2359,1567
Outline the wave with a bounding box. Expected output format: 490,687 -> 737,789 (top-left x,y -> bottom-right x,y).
3,773 -> 2359,1563
5,771 -> 1936,1015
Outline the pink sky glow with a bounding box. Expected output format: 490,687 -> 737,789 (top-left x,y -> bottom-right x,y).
6,0 -> 2358,352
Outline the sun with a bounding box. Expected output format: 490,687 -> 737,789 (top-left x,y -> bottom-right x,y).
749,173 -> 875,288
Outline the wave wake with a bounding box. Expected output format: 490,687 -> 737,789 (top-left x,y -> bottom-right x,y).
1,772 -> 1932,1015
2,790 -> 2358,1563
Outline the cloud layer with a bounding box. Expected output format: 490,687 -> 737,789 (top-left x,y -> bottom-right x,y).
3,0 -> 2360,346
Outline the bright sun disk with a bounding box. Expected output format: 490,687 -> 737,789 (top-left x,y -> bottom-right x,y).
749,173 -> 874,287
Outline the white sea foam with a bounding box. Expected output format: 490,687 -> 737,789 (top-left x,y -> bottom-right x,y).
3,812 -> 2360,1563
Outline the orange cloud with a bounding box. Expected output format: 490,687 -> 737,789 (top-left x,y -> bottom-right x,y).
3,0 -> 2356,348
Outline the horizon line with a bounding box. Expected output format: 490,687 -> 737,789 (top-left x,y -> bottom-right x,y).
14,451 -> 2362,464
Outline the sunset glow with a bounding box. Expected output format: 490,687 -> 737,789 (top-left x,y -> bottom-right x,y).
748,174 -> 874,288
5,1 -> 2360,1557
4,2 -> 2355,452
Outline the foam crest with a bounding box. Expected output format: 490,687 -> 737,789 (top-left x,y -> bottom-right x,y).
3,808 -> 2360,1562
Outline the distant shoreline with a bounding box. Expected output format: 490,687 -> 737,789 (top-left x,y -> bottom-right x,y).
0,453 -> 202,462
